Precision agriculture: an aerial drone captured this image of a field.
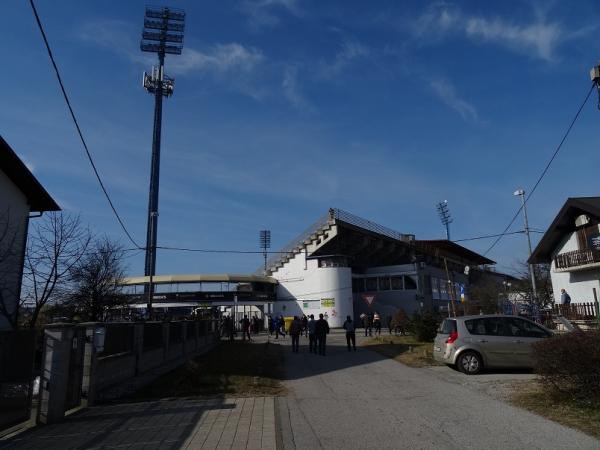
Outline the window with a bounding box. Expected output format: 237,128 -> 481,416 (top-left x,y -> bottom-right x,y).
504,318 -> 549,338
431,278 -> 440,299
352,278 -> 365,293
378,277 -> 390,291
391,276 -> 404,290
404,276 -> 417,290
439,319 -> 457,334
366,277 -> 378,291
465,317 -> 505,336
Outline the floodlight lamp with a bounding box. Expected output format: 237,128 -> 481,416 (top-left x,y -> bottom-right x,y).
514,189 -> 525,197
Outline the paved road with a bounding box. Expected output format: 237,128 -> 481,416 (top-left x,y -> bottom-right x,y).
275,331 -> 599,450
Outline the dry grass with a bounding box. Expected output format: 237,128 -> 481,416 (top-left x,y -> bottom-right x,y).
362,334 -> 442,367
130,341 -> 286,400
512,383 -> 600,439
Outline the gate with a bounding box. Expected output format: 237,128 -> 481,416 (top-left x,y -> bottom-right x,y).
64,327 -> 85,411
0,330 -> 36,431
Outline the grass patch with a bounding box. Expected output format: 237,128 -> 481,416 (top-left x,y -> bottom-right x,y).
362,334 -> 442,367
130,341 -> 285,400
512,383 -> 600,439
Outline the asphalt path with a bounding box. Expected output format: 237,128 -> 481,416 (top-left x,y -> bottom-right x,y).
274,330 -> 599,450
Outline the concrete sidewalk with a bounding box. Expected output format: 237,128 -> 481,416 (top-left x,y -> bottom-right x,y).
0,397 -> 276,450
275,330 -> 599,450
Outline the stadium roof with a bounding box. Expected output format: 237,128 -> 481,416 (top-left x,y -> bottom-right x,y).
121,273 -> 277,285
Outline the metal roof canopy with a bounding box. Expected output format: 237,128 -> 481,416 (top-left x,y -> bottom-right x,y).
529,197 -> 600,264
121,273 -> 277,286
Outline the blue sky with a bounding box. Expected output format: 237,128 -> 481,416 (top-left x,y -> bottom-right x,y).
3,0 -> 600,276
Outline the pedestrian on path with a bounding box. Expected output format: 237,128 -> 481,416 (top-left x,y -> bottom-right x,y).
240,315 -> 252,341
343,315 -> 356,352
290,316 -> 302,353
308,314 -> 317,353
386,314 -> 393,335
373,311 -> 381,336
301,314 -> 308,337
315,313 -> 330,356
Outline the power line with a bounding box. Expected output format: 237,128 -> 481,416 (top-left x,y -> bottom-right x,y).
28,0 -> 141,249
155,245 -> 290,255
483,82 -> 595,256
453,230 -> 524,243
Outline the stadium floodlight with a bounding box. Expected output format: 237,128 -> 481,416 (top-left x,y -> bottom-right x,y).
260,230 -> 271,275
436,200 -> 453,240
141,6 -> 185,312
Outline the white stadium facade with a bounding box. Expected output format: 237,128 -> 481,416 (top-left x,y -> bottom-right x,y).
122,208 -> 506,327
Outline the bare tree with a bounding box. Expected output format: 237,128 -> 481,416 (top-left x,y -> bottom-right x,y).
511,261 -> 553,309
64,237 -> 127,322
20,212 -> 91,328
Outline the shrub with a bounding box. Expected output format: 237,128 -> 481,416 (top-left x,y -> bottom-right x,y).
391,309 -> 410,334
532,331 -> 600,404
410,311 -> 441,342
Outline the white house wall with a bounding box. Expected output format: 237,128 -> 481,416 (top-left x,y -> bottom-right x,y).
550,230 -> 600,304
0,169 -> 30,329
272,251 -> 353,327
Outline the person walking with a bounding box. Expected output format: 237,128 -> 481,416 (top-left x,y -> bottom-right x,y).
315,313 -> 330,356
560,288 -> 571,305
308,314 -> 317,353
367,312 -> 374,337
290,316 -> 302,353
343,315 -> 356,352
227,315 -> 234,342
386,314 -> 393,335
268,314 -> 274,336
240,315 -> 251,341
301,314 -> 308,337
373,311 -> 381,336
361,313 -> 368,337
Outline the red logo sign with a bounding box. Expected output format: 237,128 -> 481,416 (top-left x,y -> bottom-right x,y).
361,293 -> 376,307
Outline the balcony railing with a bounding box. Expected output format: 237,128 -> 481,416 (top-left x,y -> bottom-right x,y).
554,249 -> 600,270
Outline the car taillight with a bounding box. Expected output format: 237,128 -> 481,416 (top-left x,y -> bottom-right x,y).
446,331 -> 458,344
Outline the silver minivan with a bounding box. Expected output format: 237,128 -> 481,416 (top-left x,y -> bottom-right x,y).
433,315 -> 553,374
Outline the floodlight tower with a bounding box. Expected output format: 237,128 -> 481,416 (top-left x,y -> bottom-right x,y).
140,6 -> 185,307
260,230 -> 271,275
436,200 -> 452,240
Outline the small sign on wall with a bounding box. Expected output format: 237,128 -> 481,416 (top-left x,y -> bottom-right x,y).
321,298 -> 335,308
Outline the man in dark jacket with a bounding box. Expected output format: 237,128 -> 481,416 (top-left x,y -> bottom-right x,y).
315,313 -> 330,356
343,315 -> 356,352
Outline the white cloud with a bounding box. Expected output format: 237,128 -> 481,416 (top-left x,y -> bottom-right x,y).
169,43 -> 264,75
410,4 -> 563,62
429,78 -> 479,122
320,39 -> 370,79
240,0 -> 303,30
282,66 -> 312,110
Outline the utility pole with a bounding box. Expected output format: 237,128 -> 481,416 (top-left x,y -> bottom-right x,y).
436,200 -> 452,240
140,7 -> 185,305
514,189 -> 538,304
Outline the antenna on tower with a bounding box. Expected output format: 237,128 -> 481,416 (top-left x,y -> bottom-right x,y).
260,230 -> 271,275
436,200 -> 452,240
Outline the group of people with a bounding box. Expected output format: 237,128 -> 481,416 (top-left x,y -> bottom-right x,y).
360,311 -> 392,337
286,313 -> 331,355
220,314 -> 262,341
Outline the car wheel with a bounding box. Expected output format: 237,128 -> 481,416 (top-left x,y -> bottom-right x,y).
457,351 -> 482,375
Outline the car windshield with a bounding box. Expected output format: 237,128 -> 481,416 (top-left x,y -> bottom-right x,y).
438,319 -> 456,334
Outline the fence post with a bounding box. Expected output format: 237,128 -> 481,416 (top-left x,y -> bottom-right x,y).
593,288 -> 600,328
134,323 -> 144,375
80,323 -> 100,407
162,322 -> 169,362
37,324 -> 74,424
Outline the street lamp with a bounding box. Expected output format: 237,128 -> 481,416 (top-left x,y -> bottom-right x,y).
514,189 -> 538,304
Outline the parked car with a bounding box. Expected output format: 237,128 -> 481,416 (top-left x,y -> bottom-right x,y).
433,314 -> 553,374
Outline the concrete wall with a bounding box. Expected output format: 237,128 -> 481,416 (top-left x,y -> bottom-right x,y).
0,170 -> 30,330
551,231 -> 600,304
272,250 -> 353,327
